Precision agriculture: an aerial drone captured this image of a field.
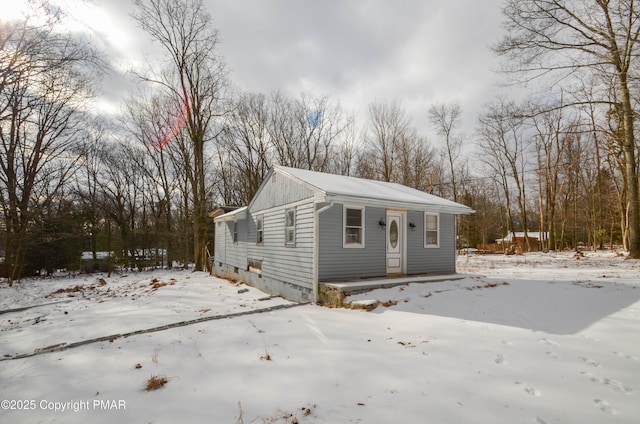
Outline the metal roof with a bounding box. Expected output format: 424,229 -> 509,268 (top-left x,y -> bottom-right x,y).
274,166 -> 474,215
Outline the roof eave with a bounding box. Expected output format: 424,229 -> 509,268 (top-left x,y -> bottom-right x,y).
325,194 -> 474,215
213,206 -> 248,222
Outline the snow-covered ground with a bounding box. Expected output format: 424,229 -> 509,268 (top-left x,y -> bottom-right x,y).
0,251 -> 638,423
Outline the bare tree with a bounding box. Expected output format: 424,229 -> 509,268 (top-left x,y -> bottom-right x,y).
329,115 -> 361,176
267,92 -> 348,172
219,92 -> 272,205
462,177 -> 506,250
75,119 -> 110,262
396,130 -> 438,192
357,100 -> 440,192
495,0 -> 640,257
132,0 -> 228,270
0,5 -> 100,282
360,100 -> 411,182
124,89 -> 183,266
604,92 -> 633,250
215,90 -> 352,205
530,103 -> 573,250
168,128 -> 196,266
429,101 -> 463,202
95,140 -> 150,268
478,99 -> 532,251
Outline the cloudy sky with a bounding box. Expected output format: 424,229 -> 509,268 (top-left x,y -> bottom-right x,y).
7,0 -> 507,138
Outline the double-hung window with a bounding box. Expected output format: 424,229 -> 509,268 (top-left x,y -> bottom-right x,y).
425,213 -> 439,247
285,208 -> 296,246
256,216 -> 264,245
344,206 -> 365,247
232,220 -> 238,243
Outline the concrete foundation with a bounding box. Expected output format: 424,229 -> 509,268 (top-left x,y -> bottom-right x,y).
319,274 -> 468,308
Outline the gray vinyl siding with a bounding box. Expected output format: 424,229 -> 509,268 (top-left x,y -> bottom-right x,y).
247,201 -> 315,290
250,171 -> 316,212
318,204 -> 386,281
407,211 -> 456,274
214,221 -> 226,264
217,218 -> 248,270
319,208 -> 456,280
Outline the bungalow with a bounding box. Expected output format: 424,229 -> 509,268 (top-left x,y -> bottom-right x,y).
213,166 -> 474,303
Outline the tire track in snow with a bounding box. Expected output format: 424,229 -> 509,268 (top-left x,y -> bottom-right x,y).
0,300 -> 72,315
1,301 -> 306,361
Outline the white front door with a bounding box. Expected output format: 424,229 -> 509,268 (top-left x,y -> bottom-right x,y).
386,210 -> 405,275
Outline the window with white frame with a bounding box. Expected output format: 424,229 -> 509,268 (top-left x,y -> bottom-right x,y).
285,208 -> 296,246
233,220 -> 238,243
344,206 -> 365,247
425,213 -> 439,247
256,215 -> 264,245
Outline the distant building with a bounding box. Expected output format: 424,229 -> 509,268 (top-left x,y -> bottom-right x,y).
496,232 -> 549,252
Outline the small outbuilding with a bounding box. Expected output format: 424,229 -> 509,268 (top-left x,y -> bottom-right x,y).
496,231 -> 549,252
213,166 -> 474,303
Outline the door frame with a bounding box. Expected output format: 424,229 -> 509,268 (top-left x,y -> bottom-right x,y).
386,209 -> 406,275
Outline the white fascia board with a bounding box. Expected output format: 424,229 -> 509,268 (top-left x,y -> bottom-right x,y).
325,194 -> 474,215
214,206 -> 248,222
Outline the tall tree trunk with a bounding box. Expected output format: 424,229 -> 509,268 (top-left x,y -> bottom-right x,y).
619,79 -> 640,257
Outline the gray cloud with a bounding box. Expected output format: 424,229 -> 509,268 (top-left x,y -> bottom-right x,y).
90,0 -> 505,136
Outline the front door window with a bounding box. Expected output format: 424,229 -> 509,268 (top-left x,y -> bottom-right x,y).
389,220 -> 398,248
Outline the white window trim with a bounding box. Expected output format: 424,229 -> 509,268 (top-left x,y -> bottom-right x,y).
343,205 -> 365,248
285,208 -> 296,246
424,212 -> 440,248
232,220 -> 238,244
256,215 -> 264,245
